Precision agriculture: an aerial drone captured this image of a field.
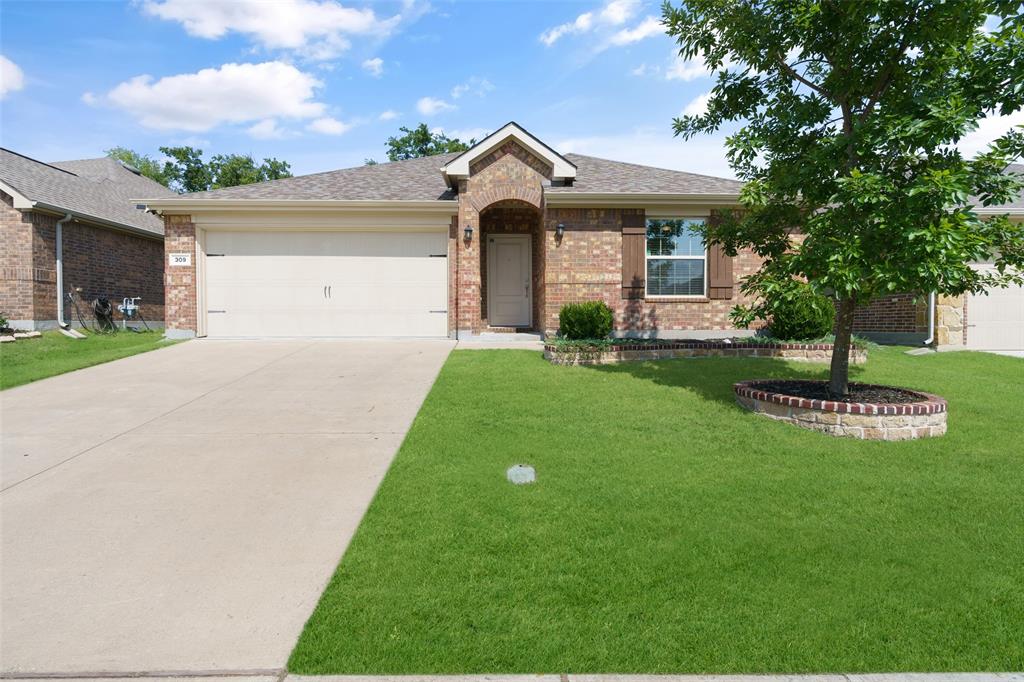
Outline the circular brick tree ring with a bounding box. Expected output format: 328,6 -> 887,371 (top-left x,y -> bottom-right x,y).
734,379 -> 947,440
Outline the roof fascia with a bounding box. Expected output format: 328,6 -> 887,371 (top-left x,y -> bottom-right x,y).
136,198 -> 460,214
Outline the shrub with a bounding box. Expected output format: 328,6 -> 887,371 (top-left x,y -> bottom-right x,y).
731,274 -> 835,341
558,301 -> 614,340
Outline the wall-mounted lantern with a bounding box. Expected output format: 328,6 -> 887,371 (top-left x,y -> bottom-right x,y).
555,223 -> 565,240
464,225 -> 474,241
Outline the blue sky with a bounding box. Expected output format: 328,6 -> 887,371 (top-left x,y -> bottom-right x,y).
0,0 -> 1018,179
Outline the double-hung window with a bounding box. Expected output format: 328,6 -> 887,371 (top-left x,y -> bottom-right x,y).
645,218 -> 707,297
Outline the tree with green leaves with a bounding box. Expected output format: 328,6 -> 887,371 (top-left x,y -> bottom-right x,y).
664,0 -> 1024,397
159,146 -> 212,194
153,147 -> 292,193
105,147 -> 171,187
385,123 -> 477,161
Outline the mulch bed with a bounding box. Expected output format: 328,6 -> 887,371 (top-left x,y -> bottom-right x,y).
750,379 -> 925,404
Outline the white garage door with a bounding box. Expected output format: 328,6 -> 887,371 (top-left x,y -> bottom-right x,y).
967,266 -> 1024,351
204,231 -> 448,338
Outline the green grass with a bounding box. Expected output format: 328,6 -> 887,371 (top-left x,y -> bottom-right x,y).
0,330 -> 173,389
289,347 -> 1024,674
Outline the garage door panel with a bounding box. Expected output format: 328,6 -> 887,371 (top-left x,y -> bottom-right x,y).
204,231 -> 447,338
967,265 -> 1024,351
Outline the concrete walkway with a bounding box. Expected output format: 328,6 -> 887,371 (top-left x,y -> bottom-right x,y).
0,339 -> 454,675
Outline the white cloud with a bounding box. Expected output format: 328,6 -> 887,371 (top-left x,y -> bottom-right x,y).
81,91 -> 98,105
104,61 -> 325,131
450,76 -> 494,99
630,63 -> 654,77
433,126 -> 489,143
607,16 -> 663,47
539,0 -> 639,46
957,110 -> 1024,159
362,57 -> 384,77
142,0 -> 408,60
682,92 -> 711,117
307,116 -> 353,135
0,55 -> 25,99
247,118 -> 287,139
379,109 -> 399,121
666,56 -> 713,82
554,127 -> 736,179
599,0 -> 639,25
416,96 -> 455,116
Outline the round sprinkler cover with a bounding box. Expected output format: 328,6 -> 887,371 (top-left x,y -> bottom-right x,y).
506,464 -> 536,485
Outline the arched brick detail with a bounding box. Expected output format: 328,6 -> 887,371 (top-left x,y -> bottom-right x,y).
470,184 -> 543,213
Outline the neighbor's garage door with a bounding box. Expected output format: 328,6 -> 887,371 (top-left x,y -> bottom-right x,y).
204,231 -> 448,337
967,265 -> 1024,351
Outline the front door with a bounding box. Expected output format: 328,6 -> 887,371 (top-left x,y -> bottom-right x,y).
487,234 -> 532,327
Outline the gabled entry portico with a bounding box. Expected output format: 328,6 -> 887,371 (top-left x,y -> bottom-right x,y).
448,122 -> 575,337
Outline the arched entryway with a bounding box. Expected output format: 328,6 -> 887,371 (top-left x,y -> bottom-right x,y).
478,200 -> 544,331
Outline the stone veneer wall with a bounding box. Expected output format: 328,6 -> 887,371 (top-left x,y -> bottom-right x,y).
935,294 -> 966,346
545,341 -> 867,366
734,380 -> 947,440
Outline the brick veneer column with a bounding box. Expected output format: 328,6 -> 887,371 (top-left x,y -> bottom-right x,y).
163,214 -> 197,338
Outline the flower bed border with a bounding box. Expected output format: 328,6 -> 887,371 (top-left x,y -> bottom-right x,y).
734,379 -> 947,440
544,340 -> 867,366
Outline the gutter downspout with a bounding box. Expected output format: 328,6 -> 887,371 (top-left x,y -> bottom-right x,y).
55,213 -> 73,328
922,291 -> 936,346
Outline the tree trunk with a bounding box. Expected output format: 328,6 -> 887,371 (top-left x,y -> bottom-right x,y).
829,297 -> 856,398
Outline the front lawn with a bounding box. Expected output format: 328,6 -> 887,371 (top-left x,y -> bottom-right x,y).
0,330 -> 172,389
289,347 -> 1023,674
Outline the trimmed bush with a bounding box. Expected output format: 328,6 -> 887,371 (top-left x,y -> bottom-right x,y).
558,301 -> 614,340
732,274 -> 835,341
768,287 -> 834,340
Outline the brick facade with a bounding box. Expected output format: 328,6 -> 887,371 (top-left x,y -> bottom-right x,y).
852,293 -> 929,341
542,208 -> 762,336
163,215 -> 197,336
1,191 -> 164,328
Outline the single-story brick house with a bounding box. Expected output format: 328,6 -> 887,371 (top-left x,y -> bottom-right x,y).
137,123 -> 1023,350
1,148 -> 174,330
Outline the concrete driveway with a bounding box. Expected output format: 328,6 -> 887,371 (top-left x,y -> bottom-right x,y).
0,339 -> 453,675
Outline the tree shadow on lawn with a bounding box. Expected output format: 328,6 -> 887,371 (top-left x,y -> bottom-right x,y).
580,355 -> 867,410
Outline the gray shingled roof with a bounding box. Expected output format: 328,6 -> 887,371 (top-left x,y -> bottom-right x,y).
996,163 -> 1024,210
136,149 -> 1022,211
555,154 -> 744,194
140,151 -> 745,203
0,149 -> 172,236
154,153 -> 460,202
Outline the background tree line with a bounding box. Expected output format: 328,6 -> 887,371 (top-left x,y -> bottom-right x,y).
111,123 -> 478,193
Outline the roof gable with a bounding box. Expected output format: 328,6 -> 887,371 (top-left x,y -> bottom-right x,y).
441,122 -> 576,187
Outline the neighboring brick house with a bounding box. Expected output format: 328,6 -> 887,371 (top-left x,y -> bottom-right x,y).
0,149 -> 173,330
136,122 -> 1023,350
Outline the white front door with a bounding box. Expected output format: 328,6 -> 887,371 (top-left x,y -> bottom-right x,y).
487,234 -> 532,327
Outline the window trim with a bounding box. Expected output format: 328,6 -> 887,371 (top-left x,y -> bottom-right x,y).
644,217 -> 708,299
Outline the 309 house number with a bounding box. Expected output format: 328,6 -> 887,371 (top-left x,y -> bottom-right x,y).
169,253 -> 192,267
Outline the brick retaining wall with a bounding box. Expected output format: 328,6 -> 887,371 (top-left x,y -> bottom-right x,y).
734,380 -> 947,440
545,341 -> 867,366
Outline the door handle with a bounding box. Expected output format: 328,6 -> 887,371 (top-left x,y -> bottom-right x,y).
323,285 -> 327,298
328,285 -> 332,298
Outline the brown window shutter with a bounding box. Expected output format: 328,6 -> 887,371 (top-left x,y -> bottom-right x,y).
621,211 -> 646,299
707,210 -> 734,299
